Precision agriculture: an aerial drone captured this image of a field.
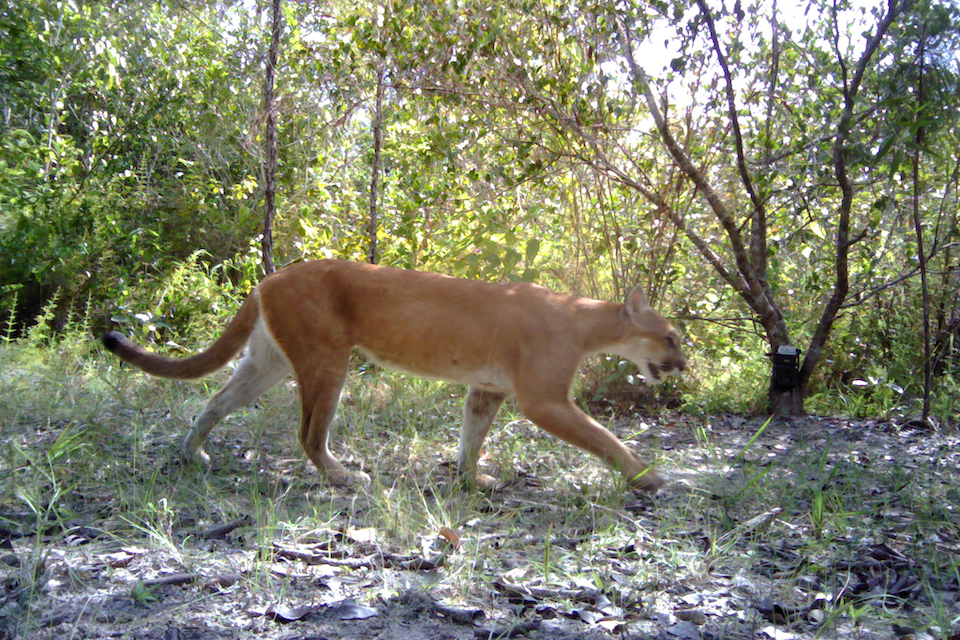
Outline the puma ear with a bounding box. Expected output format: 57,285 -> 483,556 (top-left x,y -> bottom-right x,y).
624,287 -> 651,317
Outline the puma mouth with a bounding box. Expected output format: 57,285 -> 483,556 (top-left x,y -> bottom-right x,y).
647,362 -> 661,381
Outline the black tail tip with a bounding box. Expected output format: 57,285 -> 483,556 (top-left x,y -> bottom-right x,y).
102,331 -> 125,352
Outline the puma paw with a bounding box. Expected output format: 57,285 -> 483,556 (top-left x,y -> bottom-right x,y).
628,467 -> 664,493
181,445 -> 212,466
454,471 -> 498,491
326,468 -> 371,488
474,473 -> 499,491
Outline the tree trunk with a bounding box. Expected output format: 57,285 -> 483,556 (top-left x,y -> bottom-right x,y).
911,37 -> 931,420
261,0 -> 282,275
764,335 -> 803,416
767,379 -> 804,416
367,66 -> 384,265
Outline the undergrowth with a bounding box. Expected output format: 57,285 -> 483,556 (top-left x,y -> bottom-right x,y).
1,300 -> 959,639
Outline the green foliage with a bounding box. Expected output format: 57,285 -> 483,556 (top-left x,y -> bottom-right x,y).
0,0 -> 958,418
13,424 -> 88,526
0,0 -> 262,331
24,290 -> 62,346
804,284 -> 960,420
2,289 -> 19,343
129,583 -> 159,606
107,251 -> 248,347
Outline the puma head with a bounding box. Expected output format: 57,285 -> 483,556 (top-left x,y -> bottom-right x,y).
617,287 -> 687,384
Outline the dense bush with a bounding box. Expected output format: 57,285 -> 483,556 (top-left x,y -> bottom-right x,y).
1,0 -> 958,419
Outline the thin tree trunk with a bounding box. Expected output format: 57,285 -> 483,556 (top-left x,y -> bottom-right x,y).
368,67 -> 385,265
912,37 -> 931,419
261,0 -> 282,275
616,15 -> 798,413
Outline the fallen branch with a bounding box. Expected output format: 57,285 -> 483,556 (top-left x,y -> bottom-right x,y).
203,515 -> 255,540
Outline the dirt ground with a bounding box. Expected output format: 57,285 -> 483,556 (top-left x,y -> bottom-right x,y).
3,412 -> 960,640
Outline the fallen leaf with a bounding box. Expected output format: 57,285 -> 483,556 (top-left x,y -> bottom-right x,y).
101,551 -> 135,568
431,601 -> 485,624
759,625 -> 797,640
475,619 -> 540,638
438,526 -> 460,549
344,527 -> 377,544
327,598 -> 378,620
666,620 -> 702,640
675,608 -> 707,625
204,573 -> 241,592
568,608 -> 604,624
141,573 -> 197,588
251,603 -> 314,623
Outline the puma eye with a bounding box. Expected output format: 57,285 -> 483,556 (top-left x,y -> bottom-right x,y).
665,335 -> 676,348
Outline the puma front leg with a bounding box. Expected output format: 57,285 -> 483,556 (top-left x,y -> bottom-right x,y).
517,394 -> 663,492
458,387 -> 506,490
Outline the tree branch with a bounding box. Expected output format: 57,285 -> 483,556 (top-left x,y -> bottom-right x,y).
616,17 -> 786,341
801,0 -> 912,386
367,65 -> 385,265
261,0 -> 282,275
693,0 -> 767,246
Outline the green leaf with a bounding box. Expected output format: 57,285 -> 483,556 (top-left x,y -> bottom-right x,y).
809,221 -> 826,240
524,238 -> 540,263
872,136 -> 895,162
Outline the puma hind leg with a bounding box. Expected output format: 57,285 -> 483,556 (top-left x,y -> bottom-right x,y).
182,321 -> 291,463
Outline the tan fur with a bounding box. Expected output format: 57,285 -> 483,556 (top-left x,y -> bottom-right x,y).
103,259 -> 686,492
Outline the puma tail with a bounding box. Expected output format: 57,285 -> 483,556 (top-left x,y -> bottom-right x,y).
102,291 -> 261,379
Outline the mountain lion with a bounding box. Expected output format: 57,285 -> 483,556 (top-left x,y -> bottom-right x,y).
103,259 -> 686,491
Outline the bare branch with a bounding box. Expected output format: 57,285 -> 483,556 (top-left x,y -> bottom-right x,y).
763,0 -> 782,167
840,242 -> 960,311
628,178 -> 749,298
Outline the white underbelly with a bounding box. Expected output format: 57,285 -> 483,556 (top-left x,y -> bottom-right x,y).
355,347 -> 514,395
